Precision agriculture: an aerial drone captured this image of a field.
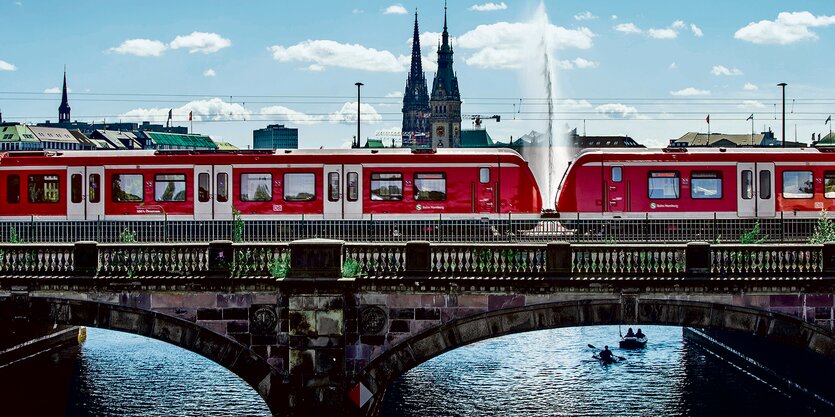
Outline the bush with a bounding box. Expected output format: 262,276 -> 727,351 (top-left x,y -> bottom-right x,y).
810,209 -> 835,244
739,221 -> 766,244
120,227 -> 137,243
232,208 -> 244,242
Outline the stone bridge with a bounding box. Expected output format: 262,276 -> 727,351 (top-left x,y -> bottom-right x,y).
2,240 -> 835,416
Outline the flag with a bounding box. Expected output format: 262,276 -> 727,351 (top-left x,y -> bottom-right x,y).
746,114 -> 753,121
827,115 -> 832,125
167,109 -> 173,120
706,114 -> 710,124
188,111 -> 193,121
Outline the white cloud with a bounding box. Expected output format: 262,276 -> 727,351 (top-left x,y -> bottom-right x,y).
470,2 -> 507,12
108,39 -> 167,57
574,11 -> 597,21
169,32 -> 231,54
595,103 -> 639,119
329,102 -> 383,124
558,57 -> 599,69
458,22 -> 594,69
611,15 -> 618,20
384,4 -> 408,14
0,60 -> 16,71
560,99 -> 593,109
744,82 -> 759,91
43,87 -> 70,94
671,20 -> 685,29
669,62 -> 677,69
670,87 -> 711,96
691,24 -> 704,37
203,68 -> 216,77
260,105 -> 324,125
739,100 -> 766,108
269,40 -> 406,72
352,9 -> 364,14
614,23 -> 642,34
735,11 -> 835,45
385,91 -> 404,98
711,65 -> 743,76
120,98 -> 251,123
648,28 -> 678,39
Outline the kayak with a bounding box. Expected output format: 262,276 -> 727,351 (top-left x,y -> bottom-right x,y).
592,354 -> 617,364
619,336 -> 647,349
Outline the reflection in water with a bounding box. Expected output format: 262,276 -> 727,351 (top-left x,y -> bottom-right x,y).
383,326 -> 821,417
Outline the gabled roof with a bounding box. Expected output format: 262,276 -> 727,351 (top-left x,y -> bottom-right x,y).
215,141 -> 239,150
0,124 -> 39,142
27,126 -> 80,143
144,131 -> 217,148
68,130 -> 96,148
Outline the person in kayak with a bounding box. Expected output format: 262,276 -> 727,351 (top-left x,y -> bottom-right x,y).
625,328 -> 635,337
635,328 -> 645,338
600,345 -> 614,362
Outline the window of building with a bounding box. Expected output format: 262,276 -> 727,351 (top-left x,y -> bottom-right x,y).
217,173 -> 228,202
370,173 -> 403,201
28,174 -> 60,203
328,172 -> 340,202
741,170 -> 753,200
825,172 -> 835,198
479,167 -> 491,184
347,172 -> 359,202
691,171 -> 722,199
198,173 -> 210,203
155,174 -> 187,202
71,173 -> 83,203
782,171 -> 813,199
414,173 -> 446,201
89,173 -> 100,203
648,171 -> 680,199
112,174 -> 143,202
612,166 -> 622,183
6,175 -> 20,204
284,173 -> 315,202
241,173 -> 272,202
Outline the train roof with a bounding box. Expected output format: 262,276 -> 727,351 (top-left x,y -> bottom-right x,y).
0,147 -> 525,159
574,146 -> 823,157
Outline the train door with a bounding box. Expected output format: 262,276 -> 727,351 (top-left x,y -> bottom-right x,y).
194,165 -> 213,220
606,166 -> 625,214
214,165 -> 233,220
476,167 -> 495,213
737,163 -> 775,218
67,166 -> 104,220
323,164 -> 363,220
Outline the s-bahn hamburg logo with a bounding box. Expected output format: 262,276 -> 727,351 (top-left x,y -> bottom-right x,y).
416,204 -> 423,211
650,203 -> 656,209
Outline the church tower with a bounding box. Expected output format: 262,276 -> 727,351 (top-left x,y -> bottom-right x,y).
401,11 -> 431,147
429,2 -> 461,148
58,68 -> 71,124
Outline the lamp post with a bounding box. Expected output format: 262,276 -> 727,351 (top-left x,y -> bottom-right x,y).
355,82 -> 364,148
777,82 -> 787,148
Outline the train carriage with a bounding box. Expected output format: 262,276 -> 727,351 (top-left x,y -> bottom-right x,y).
0,148 -> 542,222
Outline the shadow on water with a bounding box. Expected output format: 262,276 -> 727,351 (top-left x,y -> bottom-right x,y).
382,325 -> 823,417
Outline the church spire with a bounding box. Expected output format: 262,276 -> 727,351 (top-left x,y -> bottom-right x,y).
58,66 -> 71,124
401,9 -> 431,147
409,9 -> 423,77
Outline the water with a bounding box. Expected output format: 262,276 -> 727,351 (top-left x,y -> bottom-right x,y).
0,326 -> 823,416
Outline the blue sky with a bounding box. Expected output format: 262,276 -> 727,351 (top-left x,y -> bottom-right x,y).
1,0 -> 834,148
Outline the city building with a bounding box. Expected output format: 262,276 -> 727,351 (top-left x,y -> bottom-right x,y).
570,129 -> 644,148
0,123 -> 41,151
669,130 -> 805,148
401,11 -> 431,148
58,69 -> 71,124
27,126 -> 92,150
253,124 -> 298,149
429,4 -> 462,148
88,130 -> 143,149
137,131 -> 217,150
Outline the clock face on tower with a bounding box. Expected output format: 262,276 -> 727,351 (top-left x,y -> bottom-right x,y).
436,125 -> 445,137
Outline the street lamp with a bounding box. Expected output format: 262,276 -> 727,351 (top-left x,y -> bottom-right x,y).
777,82 -> 787,148
355,82 -> 364,148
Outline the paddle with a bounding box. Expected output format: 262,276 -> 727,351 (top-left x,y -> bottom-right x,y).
587,344 -> 626,361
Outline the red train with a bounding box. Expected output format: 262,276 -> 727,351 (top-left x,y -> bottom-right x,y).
556,147 -> 834,219
0,148 -> 542,221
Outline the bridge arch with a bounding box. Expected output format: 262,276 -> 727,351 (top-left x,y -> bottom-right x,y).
357,298 -> 835,416
3,296 -> 284,416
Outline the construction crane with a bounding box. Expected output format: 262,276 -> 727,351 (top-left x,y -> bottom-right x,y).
465,114 -> 501,129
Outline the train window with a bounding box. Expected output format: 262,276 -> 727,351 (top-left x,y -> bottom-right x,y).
328,172 -> 340,202
198,173 -> 210,203
612,167 -> 622,183
741,170 -> 753,200
825,172 -> 835,198
217,173 -> 228,203
479,168 -> 491,184
691,171 -> 722,199
71,174 -> 83,203
370,173 -> 403,201
112,174 -> 143,202
760,171 -> 772,199
6,175 -> 20,204
241,173 -> 273,202
89,174 -> 100,203
284,173 -> 316,202
155,174 -> 187,202
782,171 -> 812,199
347,172 -> 359,202
648,171 -> 680,199
28,174 -> 60,203
414,173 -> 447,201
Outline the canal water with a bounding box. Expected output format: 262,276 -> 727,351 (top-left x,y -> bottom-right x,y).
0,326 -> 823,416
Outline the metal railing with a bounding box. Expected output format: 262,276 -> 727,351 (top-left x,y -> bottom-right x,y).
0,215 -> 823,244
